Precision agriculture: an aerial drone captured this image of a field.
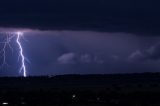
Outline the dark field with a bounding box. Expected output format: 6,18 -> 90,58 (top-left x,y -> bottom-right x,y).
1,73 -> 160,106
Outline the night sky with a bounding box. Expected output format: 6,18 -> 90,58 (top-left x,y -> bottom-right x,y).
0,0 -> 160,76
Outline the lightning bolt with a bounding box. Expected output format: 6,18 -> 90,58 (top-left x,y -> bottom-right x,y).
0,33 -> 14,68
0,32 -> 27,77
16,32 -> 27,77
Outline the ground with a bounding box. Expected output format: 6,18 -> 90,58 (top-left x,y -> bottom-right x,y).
0,73 -> 160,106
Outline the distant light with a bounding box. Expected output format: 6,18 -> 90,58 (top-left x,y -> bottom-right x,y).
2,102 -> 8,105
97,97 -> 100,101
48,75 -> 54,78
72,94 -> 76,98
21,102 -> 26,105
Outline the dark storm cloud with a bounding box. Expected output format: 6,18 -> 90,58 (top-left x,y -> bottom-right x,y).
129,43 -> 160,61
0,0 -> 160,35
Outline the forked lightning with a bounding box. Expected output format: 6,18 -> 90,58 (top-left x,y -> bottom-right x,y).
0,32 -> 27,77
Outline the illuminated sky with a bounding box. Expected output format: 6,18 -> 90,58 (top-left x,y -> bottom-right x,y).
0,30 -> 160,76
0,0 -> 160,76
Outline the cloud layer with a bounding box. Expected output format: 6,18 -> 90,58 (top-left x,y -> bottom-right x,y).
0,0 -> 159,35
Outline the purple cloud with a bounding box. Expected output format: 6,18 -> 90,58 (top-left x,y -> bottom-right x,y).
57,53 -> 76,64
57,53 -> 104,64
128,43 -> 160,62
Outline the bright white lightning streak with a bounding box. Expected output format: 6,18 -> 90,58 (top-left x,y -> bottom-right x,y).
16,32 -> 27,77
0,32 -> 27,77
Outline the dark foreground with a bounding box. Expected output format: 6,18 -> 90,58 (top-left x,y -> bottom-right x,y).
1,73 -> 160,106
